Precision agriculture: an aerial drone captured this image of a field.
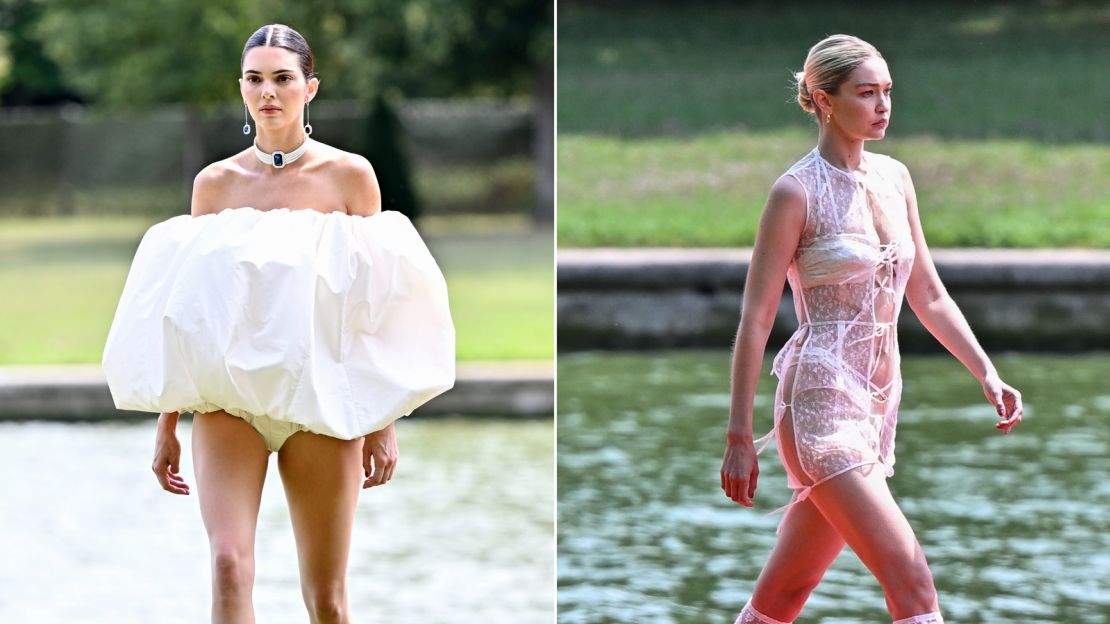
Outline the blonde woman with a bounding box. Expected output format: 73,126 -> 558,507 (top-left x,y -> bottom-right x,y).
102,24 -> 454,623
719,35 -> 1023,624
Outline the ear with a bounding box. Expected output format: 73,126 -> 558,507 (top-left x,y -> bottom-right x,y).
306,76 -> 320,102
812,88 -> 832,116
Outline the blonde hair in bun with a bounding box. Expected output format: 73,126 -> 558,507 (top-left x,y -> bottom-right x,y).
793,34 -> 882,119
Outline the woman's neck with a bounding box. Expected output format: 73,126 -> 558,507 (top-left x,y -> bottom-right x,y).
254,128 -> 309,155
817,132 -> 866,173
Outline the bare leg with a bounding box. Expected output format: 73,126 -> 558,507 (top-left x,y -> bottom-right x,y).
773,399 -> 940,618
277,431 -> 364,624
742,349 -> 939,622
747,497 -> 846,621
192,409 -> 270,624
806,467 -> 939,618
740,399 -> 847,622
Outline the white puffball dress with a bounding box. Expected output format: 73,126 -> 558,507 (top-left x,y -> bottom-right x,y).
101,207 -> 456,440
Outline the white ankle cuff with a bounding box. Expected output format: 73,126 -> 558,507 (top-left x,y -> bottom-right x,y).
893,612 -> 944,624
735,600 -> 792,624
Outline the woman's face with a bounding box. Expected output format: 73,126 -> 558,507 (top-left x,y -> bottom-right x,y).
819,56 -> 892,141
239,46 -> 318,131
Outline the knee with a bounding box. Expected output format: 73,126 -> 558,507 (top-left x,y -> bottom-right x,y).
881,562 -> 937,612
754,573 -> 820,618
304,584 -> 348,624
211,547 -> 254,597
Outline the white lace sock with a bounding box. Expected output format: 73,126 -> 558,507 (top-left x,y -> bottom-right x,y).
734,600 -> 792,624
893,612 -> 944,624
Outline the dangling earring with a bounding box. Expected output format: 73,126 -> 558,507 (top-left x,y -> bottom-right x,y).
304,101 -> 313,136
825,112 -> 832,124
242,102 -> 251,135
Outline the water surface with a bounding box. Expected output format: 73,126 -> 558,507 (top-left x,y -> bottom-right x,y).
558,351 -> 1110,623
0,417 -> 553,623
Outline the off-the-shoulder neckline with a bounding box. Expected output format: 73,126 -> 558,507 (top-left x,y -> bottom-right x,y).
196,206 -> 390,219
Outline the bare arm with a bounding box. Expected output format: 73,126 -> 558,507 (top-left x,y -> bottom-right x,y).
154,163 -> 220,492
899,162 -> 1023,432
899,162 -> 996,383
721,175 -> 806,506
153,410 -> 189,495
726,175 -> 806,442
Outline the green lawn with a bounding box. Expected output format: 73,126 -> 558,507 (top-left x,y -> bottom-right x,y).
559,128 -> 1110,247
559,2 -> 1110,139
0,214 -> 552,365
557,1 -> 1110,248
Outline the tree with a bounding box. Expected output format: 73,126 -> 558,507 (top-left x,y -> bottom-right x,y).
0,0 -> 83,107
31,1 -> 267,201
22,0 -> 552,217
363,93 -> 420,220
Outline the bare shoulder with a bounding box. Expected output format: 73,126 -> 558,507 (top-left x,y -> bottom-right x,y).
320,145 -> 381,217
873,152 -> 912,187
770,172 -> 806,202
190,160 -> 237,217
888,157 -> 918,203
765,173 -> 807,223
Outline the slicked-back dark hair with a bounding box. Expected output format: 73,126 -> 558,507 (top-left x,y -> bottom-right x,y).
240,24 -> 316,81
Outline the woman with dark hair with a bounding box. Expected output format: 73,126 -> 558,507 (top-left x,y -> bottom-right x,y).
102,24 -> 455,622
719,34 -> 1023,624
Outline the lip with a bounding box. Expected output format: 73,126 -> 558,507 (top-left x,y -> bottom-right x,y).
259,106 -> 281,113
872,119 -> 888,128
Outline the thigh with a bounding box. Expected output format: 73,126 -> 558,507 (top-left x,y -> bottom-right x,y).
753,496 -> 846,604
758,496 -> 846,584
191,409 -> 270,549
752,403 -> 846,613
805,462 -> 927,583
777,380 -> 934,603
277,431 -> 365,587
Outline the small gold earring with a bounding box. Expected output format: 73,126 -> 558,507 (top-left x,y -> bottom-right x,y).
825,112 -> 831,124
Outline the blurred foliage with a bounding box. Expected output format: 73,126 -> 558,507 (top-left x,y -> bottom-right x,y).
0,0 -> 551,111
0,0 -> 79,105
1,0 -> 551,221
365,94 -> 421,220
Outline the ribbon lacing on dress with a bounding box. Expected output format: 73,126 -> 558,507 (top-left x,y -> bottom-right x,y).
755,241 -> 902,525
865,240 -> 900,403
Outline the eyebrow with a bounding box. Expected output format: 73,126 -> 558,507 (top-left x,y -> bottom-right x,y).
244,69 -> 295,75
855,82 -> 892,88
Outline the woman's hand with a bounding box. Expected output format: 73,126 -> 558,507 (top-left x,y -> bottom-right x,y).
981,373 -> 1024,435
362,422 -> 398,489
721,434 -> 759,507
152,412 -> 190,495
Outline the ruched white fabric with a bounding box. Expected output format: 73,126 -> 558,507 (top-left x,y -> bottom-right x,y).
754,148 -> 916,528
101,207 -> 455,440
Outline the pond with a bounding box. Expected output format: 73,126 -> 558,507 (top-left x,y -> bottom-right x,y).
558,351 -> 1110,623
0,417 -> 553,624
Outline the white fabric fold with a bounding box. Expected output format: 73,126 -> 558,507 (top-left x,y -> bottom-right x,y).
102,207 -> 455,439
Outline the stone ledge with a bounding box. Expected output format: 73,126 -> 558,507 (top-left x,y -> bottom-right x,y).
558,247 -> 1110,351
558,247 -> 1110,290
0,361 -> 553,422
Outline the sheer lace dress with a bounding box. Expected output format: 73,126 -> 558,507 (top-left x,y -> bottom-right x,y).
754,148 -> 917,528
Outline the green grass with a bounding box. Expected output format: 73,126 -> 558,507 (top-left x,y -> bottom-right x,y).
0,215 -> 552,365
558,128 -> 1110,247
557,1 -> 1110,248
559,1 -> 1110,140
